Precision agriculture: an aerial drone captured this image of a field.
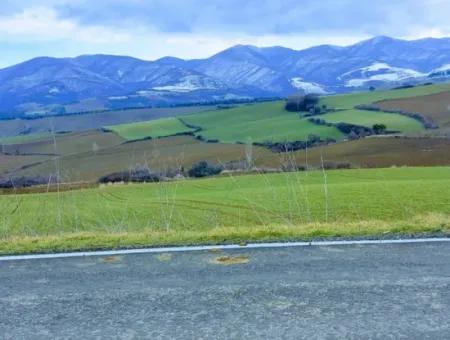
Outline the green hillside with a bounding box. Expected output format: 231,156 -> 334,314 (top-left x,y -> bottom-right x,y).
183,101 -> 344,143
106,117 -> 195,141
320,109 -> 423,133
321,83 -> 450,109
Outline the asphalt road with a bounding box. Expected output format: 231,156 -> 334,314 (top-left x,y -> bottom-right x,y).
1,241 -> 450,339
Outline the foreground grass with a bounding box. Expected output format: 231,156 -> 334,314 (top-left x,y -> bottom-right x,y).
3,216 -> 449,255
1,167 -> 449,254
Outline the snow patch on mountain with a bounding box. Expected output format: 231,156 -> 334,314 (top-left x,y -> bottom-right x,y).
432,64 -> 450,72
108,96 -> 129,100
429,64 -> 450,77
290,77 -> 327,94
342,62 -> 425,87
152,75 -> 221,92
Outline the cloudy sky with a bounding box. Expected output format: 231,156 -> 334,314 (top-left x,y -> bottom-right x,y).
0,0 -> 449,67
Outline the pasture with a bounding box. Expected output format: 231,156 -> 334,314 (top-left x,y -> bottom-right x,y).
0,133 -> 52,146
0,105 -> 216,138
182,101 -> 345,143
3,135 -> 450,183
106,117 -> 195,141
2,130 -> 124,156
320,109 -> 423,133
1,167 -> 449,254
321,83 -> 450,109
376,90 -> 450,128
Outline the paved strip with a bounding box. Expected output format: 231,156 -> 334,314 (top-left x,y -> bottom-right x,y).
1,237 -> 450,261
1,241 -> 450,339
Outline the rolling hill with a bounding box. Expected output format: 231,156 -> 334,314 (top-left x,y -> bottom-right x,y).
1,36 -> 450,117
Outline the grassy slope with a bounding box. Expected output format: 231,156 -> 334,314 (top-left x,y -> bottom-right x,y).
288,137 -> 450,168
0,133 -> 52,145
1,167 -> 449,254
10,136 -> 274,182
106,117 -> 195,141
320,109 -> 423,133
7,134 -> 450,183
321,83 -> 450,109
2,130 -> 124,156
183,101 -> 345,143
318,83 -> 450,132
181,84 -> 450,143
376,91 -> 450,128
0,154 -> 50,175
0,105 -> 217,138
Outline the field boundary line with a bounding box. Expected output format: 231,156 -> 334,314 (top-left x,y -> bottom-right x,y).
1,237 -> 450,261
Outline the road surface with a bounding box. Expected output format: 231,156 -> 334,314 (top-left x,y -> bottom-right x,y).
1,241 -> 450,339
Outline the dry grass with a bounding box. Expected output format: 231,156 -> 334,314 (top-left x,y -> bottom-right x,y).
376,90 -> 450,128
1,212 -> 448,255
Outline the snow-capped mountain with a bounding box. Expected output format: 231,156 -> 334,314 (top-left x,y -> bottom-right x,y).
1,36 -> 450,117
340,62 -> 426,87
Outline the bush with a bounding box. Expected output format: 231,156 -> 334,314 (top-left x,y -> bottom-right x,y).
253,135 -> 336,152
373,123 -> 387,134
99,167 -> 162,184
335,122 -> 373,137
188,161 -> 223,178
321,162 -> 352,170
285,94 -> 319,112
0,176 -> 51,189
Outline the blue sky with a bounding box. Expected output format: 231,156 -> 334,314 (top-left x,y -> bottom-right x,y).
0,0 -> 449,67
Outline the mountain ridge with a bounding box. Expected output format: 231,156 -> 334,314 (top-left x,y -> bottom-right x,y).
1,36 -> 450,117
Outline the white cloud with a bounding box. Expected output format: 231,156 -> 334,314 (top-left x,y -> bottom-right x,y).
0,7 -> 370,63
0,7 -> 130,43
0,2 -> 448,67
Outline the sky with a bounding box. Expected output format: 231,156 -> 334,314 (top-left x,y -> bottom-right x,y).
0,0 -> 449,68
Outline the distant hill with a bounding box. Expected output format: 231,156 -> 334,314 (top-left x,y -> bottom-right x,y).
1,36 -> 450,118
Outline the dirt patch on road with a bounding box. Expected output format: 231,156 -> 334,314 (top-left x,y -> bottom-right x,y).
209,255 -> 250,265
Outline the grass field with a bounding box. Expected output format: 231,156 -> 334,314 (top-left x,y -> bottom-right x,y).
0,167 -> 449,254
0,133 -> 53,145
0,105 -> 216,138
321,83 -> 450,109
320,109 -> 424,133
2,130 -> 124,156
376,90 -> 450,128
290,137 -> 450,168
178,84 -> 450,143
106,117 -> 195,141
8,136 -> 274,182
0,154 -> 50,175
4,135 -> 450,182
183,101 -> 345,143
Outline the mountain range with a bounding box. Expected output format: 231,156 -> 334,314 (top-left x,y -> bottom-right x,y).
1,35 -> 450,118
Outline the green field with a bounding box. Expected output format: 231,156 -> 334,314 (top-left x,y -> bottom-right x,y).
320,109 -> 423,133
183,101 -> 344,143
178,84 -> 450,143
321,83 -> 450,109
1,167 -> 449,254
106,117 -> 195,140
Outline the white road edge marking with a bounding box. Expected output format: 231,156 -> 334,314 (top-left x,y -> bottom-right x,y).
1,237 -> 450,261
